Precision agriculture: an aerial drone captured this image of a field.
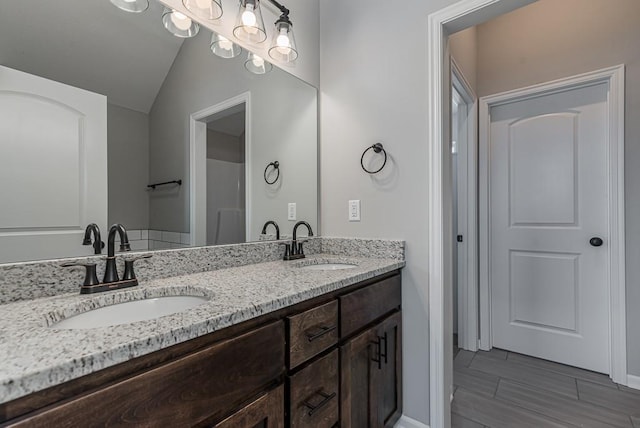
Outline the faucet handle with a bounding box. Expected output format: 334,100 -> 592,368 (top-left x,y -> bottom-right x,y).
296,240 -> 309,256
122,255 -> 152,281
61,262 -> 100,287
279,242 -> 292,260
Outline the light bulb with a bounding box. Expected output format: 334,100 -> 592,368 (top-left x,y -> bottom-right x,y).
218,36 -> 233,51
241,4 -> 256,26
275,28 -> 291,54
252,55 -> 265,68
195,0 -> 210,8
170,11 -> 192,31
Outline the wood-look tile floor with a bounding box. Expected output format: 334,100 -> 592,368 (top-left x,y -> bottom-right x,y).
452,347 -> 640,428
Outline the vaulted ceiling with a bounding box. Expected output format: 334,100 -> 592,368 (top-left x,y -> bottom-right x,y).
0,0 -> 184,113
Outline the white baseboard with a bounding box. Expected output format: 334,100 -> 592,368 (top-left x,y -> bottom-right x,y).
395,415 -> 430,428
627,374 -> 640,390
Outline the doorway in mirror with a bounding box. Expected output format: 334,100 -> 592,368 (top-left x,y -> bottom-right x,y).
205,104 -> 247,245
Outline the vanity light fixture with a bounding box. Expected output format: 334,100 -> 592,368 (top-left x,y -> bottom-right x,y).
183,0 -> 223,21
233,0 -> 267,43
162,7 -> 200,38
244,52 -> 272,74
110,0 -> 149,13
268,9 -> 297,62
211,33 -> 243,58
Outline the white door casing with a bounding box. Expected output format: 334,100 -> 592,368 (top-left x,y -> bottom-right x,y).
0,65 -> 107,263
479,66 -> 626,379
451,59 -> 479,353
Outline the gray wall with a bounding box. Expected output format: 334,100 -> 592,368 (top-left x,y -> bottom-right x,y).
107,103 -> 149,229
474,0 -> 640,377
148,31 -> 317,239
319,0 -> 459,424
206,129 -> 244,163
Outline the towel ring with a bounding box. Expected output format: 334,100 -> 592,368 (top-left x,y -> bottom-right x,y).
264,161 -> 280,185
361,143 -> 387,174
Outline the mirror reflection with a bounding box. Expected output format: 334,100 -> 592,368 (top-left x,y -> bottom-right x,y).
0,0 -> 318,263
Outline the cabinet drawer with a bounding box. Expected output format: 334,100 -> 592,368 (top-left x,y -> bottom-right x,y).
9,321 -> 285,428
340,274 -> 401,338
288,349 -> 339,428
212,384 -> 284,428
287,300 -> 338,369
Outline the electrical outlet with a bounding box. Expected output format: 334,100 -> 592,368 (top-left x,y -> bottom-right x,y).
348,200 -> 361,221
288,203 -> 297,221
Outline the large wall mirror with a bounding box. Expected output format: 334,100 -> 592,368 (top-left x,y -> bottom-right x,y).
0,0 -> 317,263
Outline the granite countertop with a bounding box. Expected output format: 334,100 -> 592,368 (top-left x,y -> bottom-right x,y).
0,254 -> 404,404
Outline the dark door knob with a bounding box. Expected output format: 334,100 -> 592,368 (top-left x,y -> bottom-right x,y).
589,237 -> 604,247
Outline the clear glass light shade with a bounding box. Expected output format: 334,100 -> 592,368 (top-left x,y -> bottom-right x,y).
110,0 -> 149,13
233,0 -> 267,44
162,8 -> 200,38
268,21 -> 298,62
210,33 -> 242,58
244,52 -> 272,74
182,0 -> 223,20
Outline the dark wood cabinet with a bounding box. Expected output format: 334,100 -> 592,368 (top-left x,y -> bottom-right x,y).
0,271 -> 402,428
376,311 -> 402,427
212,385 -> 284,428
340,323 -> 379,428
340,311 -> 402,428
288,349 -> 339,428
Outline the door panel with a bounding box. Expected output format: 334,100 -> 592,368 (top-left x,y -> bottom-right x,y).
490,82 -> 609,373
0,65 -> 107,263
510,251 -> 578,332
509,113 -> 578,226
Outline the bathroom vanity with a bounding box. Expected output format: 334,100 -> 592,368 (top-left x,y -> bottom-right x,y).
0,240 -> 404,427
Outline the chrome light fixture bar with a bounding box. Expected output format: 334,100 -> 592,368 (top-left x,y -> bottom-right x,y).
211,33 -> 243,58
110,0 -> 149,13
162,7 -> 200,38
183,0 -> 223,21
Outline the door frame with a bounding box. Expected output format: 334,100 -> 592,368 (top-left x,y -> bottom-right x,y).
189,92 -> 252,246
450,58 -> 479,352
427,1 -> 624,427
477,65 -> 627,381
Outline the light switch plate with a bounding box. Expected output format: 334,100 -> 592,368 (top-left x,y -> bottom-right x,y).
288,203 -> 297,221
348,200 -> 361,221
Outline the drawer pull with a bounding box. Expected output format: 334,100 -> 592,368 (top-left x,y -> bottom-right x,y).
371,332 -> 387,369
303,390 -> 337,416
305,325 -> 337,342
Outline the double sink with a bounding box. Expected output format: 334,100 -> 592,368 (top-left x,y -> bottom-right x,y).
50,261 -> 357,330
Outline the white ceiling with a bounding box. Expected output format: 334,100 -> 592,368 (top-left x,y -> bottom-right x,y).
0,0 -> 185,113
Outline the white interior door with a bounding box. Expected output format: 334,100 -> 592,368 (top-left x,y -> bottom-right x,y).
0,65 -> 107,263
489,82 -> 610,373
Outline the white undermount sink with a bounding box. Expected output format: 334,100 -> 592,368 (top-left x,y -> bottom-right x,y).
50,296 -> 209,330
298,263 -> 357,271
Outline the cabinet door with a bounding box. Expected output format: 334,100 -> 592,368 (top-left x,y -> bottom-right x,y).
213,385 -> 284,428
340,325 -> 378,428
375,311 -> 402,427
